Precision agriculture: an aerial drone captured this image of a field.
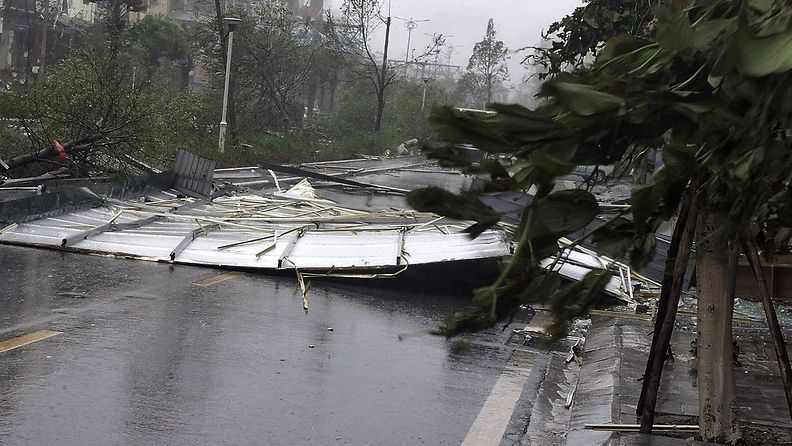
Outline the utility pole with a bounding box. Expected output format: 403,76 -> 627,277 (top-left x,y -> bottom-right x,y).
372,15 -> 391,136
421,77 -> 432,112
394,16 -> 428,73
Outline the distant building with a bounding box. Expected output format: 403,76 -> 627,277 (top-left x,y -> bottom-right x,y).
284,0 -> 322,18
0,0 -> 150,81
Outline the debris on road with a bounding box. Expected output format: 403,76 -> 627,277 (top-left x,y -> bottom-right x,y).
0,151 -> 512,276
537,237 -> 660,304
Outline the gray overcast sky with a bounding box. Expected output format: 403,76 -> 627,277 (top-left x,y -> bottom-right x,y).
324,0 -> 583,82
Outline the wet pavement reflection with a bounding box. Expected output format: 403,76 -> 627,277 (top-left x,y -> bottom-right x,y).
0,245 -> 516,445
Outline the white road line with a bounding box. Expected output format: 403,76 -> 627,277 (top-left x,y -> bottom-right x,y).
462,349 -> 534,446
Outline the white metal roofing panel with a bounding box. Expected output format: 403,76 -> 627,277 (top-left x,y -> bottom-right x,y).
403,231 -> 511,264
76,239 -> 173,259
285,231 -> 400,269
0,188 -> 513,272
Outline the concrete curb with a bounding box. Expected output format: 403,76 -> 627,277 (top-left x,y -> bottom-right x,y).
567,318 -> 623,446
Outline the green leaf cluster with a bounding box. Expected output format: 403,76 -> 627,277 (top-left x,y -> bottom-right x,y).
527,0 -> 656,79
414,0 -> 792,336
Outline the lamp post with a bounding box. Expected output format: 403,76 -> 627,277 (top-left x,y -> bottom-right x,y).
218,17 -> 241,154
421,77 -> 433,111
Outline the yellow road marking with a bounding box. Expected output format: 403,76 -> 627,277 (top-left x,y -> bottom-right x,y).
0,330 -> 62,353
193,271 -> 243,287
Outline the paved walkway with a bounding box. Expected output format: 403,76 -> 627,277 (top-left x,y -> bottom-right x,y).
566,316 -> 792,446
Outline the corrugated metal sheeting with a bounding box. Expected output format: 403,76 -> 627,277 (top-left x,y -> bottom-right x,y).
0,188 -> 512,273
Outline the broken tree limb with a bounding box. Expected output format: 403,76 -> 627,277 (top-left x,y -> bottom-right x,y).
743,238 -> 792,421
638,180 -> 699,434
0,134 -> 106,172
258,160 -> 409,194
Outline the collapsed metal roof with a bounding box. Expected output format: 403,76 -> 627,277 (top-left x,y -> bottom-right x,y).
0,151 -> 656,303
0,152 -> 512,277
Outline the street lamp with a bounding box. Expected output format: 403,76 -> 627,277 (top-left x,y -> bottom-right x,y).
218,17 -> 241,154
421,77 -> 433,112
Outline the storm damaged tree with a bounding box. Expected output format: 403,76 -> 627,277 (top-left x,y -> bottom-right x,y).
0,15 -> 197,175
324,0 -> 443,138
6,51 -> 185,173
193,1 -> 320,137
323,0 -> 393,137
235,2 -> 316,134
407,1 -> 792,443
90,0 -> 148,47
466,18 -> 508,106
524,0 -> 656,79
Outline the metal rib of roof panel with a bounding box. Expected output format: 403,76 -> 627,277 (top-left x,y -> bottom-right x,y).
0,191 -> 512,272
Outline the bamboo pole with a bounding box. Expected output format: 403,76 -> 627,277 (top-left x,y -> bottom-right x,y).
586,424 -> 698,433
743,238 -> 792,420
638,182 -> 699,433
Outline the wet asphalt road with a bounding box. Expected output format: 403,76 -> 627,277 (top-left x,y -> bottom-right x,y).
0,245 -> 520,446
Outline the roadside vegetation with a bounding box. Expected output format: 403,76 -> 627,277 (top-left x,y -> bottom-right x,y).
0,0 -> 510,177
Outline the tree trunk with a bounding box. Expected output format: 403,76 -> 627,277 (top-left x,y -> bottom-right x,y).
0,133 -> 106,172
306,81 -> 317,118
328,73 -> 338,111
696,210 -> 741,444
373,91 -> 385,137
485,75 -> 492,106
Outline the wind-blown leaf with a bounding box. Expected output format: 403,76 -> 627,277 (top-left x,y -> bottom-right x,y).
421,144 -> 473,168
541,77 -> 625,116
530,189 -> 600,238
428,106 -> 511,152
465,158 -> 511,179
592,216 -> 636,257
737,31 -> 792,77
692,18 -> 737,47
656,5 -> 695,51
406,187 -> 501,237
548,268 -> 612,337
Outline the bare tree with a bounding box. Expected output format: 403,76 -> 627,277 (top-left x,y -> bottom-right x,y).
324,0 -> 442,138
